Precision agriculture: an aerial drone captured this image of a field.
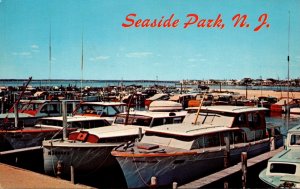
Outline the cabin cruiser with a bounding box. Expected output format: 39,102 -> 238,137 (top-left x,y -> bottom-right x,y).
72,101 -> 126,124
0,100 -> 79,127
111,106 -> 281,188
259,125 -> 300,188
42,109 -> 187,176
0,116 -> 110,151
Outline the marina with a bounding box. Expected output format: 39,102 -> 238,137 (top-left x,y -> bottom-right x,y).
1,0 -> 300,188
1,82 -> 300,188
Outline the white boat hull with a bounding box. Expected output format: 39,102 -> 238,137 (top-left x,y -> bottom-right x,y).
43,140 -> 121,176
116,140 -> 271,188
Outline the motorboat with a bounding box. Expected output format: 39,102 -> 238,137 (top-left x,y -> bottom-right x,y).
259,125 -> 300,188
111,106 -> 281,188
42,109 -> 187,176
0,116 -> 110,151
72,101 -> 126,124
0,100 -> 79,127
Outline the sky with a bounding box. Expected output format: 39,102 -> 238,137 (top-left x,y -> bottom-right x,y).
0,0 -> 299,81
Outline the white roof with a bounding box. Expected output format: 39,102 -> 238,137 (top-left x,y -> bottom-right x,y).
149,100 -> 183,111
147,93 -> 168,101
188,105 -> 268,114
82,102 -> 126,106
117,110 -> 187,118
73,125 -> 144,138
144,123 -> 239,137
38,116 -> 108,122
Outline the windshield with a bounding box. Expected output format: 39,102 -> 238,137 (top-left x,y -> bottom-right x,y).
114,115 -> 152,126
76,105 -> 120,116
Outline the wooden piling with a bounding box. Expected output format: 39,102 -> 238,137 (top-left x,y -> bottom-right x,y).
224,134 -> 230,168
241,152 -> 247,189
62,101 -> 67,139
14,104 -> 18,128
138,127 -> 142,141
150,176 -> 157,188
70,165 -> 75,184
57,161 -> 62,179
172,182 -> 178,189
270,127 -> 275,151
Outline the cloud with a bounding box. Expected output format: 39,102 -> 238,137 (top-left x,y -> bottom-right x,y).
125,52 -> 153,58
31,44 -> 40,52
12,52 -> 31,57
187,58 -> 207,62
31,44 -> 39,49
89,56 -> 110,61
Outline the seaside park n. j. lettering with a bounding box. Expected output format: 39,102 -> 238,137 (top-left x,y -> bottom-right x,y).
122,13 -> 270,31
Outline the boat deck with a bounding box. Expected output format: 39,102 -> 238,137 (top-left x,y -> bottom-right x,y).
0,163 -> 93,189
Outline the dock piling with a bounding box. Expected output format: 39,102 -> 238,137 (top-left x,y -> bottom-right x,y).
70,165 -> 75,184
172,182 -> 178,189
270,127 -> 275,151
224,134 -> 230,168
150,176 -> 157,188
57,160 -> 62,178
241,152 -> 247,189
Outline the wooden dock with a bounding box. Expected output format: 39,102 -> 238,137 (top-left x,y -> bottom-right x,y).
0,163 -> 93,189
179,147 -> 284,188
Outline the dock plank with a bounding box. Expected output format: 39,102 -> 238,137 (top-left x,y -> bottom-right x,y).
0,163 -> 93,189
179,147 -> 284,188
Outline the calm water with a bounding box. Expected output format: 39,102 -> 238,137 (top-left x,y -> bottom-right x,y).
1,114 -> 300,188
1,79 -> 300,92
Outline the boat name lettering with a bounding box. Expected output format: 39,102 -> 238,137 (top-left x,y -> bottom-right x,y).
48,151 -> 70,156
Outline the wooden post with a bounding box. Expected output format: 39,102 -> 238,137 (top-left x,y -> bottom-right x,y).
224,133 -> 230,168
270,127 -> 275,151
57,160 -> 62,178
241,152 -> 247,189
14,104 -> 19,128
224,181 -> 229,189
62,101 -> 67,139
172,182 -> 178,189
138,127 -> 142,141
70,165 -> 75,184
150,176 -> 157,188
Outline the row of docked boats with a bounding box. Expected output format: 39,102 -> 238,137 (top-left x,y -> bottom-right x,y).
42,103 -> 283,187
0,96 -> 296,188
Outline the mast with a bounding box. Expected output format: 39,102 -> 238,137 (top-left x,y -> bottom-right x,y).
287,11 -> 290,115
49,24 -> 52,87
81,32 -> 84,100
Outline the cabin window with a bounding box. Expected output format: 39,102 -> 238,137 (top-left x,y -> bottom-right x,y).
191,133 -> 221,149
248,113 -> 260,128
270,163 -> 296,174
114,116 -> 152,126
290,134 -> 300,145
191,136 -> 205,149
79,105 -> 120,116
40,104 -> 60,114
229,131 -> 245,144
38,119 -> 62,127
234,114 -> 247,127
67,104 -> 74,113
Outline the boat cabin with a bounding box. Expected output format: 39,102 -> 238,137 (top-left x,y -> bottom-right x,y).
73,102 -> 126,117
35,116 -> 110,130
113,110 -> 186,127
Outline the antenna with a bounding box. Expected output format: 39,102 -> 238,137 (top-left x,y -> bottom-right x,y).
49,24 -> 52,86
81,31 -> 84,100
287,11 -> 290,114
